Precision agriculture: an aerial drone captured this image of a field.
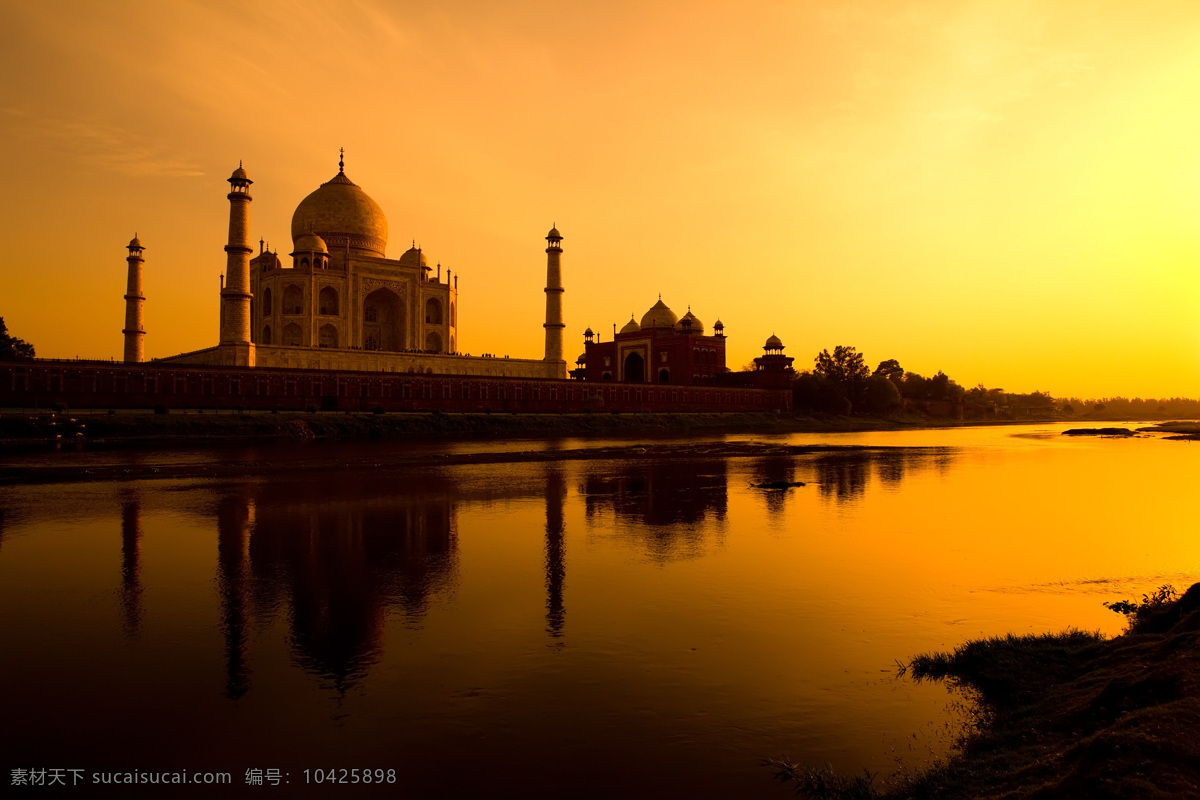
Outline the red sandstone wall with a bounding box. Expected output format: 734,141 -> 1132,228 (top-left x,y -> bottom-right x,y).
0,361 -> 791,414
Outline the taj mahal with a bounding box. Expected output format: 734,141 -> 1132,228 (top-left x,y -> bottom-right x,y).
127,153 -> 567,380
71,152 -> 799,414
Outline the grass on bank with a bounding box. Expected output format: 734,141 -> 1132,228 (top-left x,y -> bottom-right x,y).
769,583 -> 1200,799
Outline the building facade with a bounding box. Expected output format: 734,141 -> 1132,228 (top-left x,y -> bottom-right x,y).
575,298 -> 728,384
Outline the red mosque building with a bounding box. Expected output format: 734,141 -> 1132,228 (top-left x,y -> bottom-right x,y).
573,298 -> 728,384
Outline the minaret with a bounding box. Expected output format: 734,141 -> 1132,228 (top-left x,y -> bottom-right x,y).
219,163 -> 255,366
122,235 -> 146,363
543,226 -> 565,377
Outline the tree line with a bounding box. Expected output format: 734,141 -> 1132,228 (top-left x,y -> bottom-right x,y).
793,344 -> 1200,419
0,317 -> 35,360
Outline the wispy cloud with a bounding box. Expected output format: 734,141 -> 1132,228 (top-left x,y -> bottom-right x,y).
0,107 -> 204,177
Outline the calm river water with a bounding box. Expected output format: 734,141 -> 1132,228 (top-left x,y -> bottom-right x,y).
1,422 -> 1195,797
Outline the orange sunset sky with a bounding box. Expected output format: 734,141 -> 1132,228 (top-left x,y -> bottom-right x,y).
2,1 -> 1199,399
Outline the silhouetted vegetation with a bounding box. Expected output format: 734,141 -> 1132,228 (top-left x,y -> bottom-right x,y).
1104,584 -> 1180,633
0,317 -> 35,360
791,345 -> 1200,421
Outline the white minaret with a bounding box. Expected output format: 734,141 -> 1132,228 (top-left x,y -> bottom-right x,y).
219,163 -> 255,366
543,226 -> 565,377
122,235 -> 146,363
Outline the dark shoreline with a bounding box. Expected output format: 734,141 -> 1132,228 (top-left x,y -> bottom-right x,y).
2,411 -> 1193,487
0,409 -> 952,446
7,408 -> 1192,448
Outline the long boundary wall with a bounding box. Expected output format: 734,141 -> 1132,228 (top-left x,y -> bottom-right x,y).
0,360 -> 791,414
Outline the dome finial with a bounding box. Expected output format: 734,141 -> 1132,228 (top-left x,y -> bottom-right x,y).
339,147 -> 344,173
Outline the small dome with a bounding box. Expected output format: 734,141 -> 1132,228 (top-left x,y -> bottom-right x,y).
230,166 -> 249,180
620,316 -> 641,334
547,226 -> 562,239
639,298 -> 678,329
292,233 -> 328,255
583,327 -> 594,336
576,353 -> 587,365
713,318 -> 724,330
127,235 -> 143,249
399,245 -> 429,268
764,334 -> 784,350
676,310 -> 704,334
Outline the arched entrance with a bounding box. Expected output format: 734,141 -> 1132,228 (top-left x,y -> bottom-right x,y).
425,297 -> 443,324
363,288 -> 404,351
623,352 -> 645,383
425,331 -> 443,353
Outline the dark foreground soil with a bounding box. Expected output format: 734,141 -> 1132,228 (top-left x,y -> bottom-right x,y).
774,586 -> 1200,799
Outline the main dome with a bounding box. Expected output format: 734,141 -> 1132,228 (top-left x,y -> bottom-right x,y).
291,169 -> 388,258
639,298 -> 678,330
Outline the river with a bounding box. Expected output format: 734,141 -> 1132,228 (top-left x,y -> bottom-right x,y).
0,422 -> 1194,797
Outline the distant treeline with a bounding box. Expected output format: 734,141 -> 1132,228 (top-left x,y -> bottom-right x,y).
788,345 -> 1200,419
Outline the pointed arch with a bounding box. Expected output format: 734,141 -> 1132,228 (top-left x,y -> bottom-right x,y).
623,352 -> 645,383
425,297 -> 443,324
318,286 -> 338,316
362,288 -> 405,351
283,284 -> 303,315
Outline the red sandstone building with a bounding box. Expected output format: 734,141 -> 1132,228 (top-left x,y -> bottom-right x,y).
574,298 -> 728,385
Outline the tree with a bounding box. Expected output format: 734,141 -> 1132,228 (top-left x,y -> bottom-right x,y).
792,371 -> 850,414
926,371 -> 964,402
813,346 -> 869,412
861,373 -> 902,413
0,317 -> 35,360
873,359 -> 904,395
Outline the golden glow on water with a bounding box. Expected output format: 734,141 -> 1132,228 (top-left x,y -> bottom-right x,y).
0,425 -> 1195,795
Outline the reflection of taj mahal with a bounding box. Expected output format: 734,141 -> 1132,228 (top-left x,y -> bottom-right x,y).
150,153 -> 565,379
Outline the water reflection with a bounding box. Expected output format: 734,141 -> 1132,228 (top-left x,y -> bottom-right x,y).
812,452 -> 872,503
3,426 -> 1196,798
748,455 -> 799,514
241,474 -> 458,693
119,493 -> 144,637
216,495 -> 251,699
812,448 -> 958,503
544,465 -> 567,639
580,459 -> 728,562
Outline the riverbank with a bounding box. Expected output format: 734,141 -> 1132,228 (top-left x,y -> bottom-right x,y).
772,584 -> 1200,799
8,407 -> 1191,447
0,408 -> 979,447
